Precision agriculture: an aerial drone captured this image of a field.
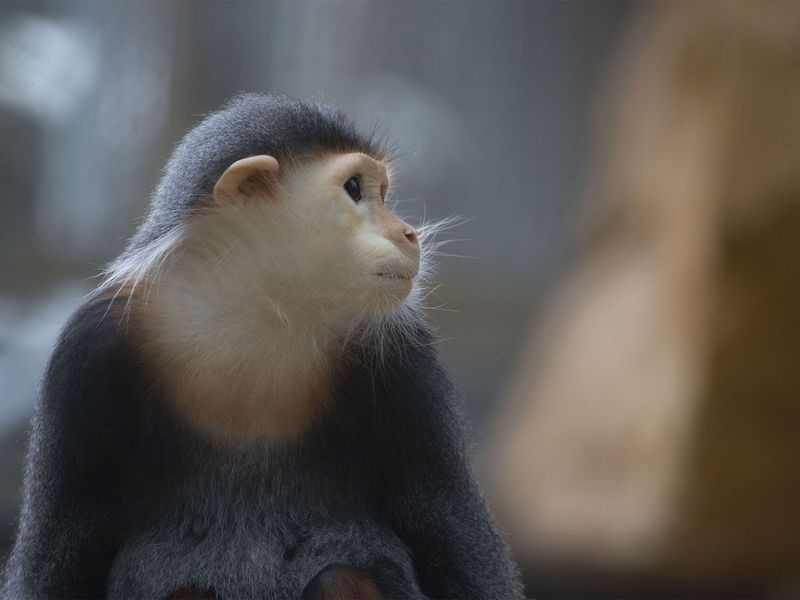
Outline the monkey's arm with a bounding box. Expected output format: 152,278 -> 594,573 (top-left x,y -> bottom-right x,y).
2,303 -> 134,599
382,347 -> 524,600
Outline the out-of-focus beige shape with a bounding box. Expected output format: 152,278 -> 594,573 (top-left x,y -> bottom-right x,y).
489,2 -> 800,585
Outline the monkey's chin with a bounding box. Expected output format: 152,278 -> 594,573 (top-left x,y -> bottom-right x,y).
369,276 -> 414,308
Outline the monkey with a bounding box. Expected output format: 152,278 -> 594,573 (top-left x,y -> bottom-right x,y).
1,94 -> 524,599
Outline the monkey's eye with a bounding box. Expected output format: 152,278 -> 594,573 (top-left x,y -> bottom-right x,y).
344,176 -> 361,202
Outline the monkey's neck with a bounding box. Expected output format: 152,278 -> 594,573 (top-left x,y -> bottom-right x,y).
138,281 -> 349,444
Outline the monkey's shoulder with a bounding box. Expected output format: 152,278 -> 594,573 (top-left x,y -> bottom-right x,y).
35,295 -> 146,465
45,294 -> 143,394
345,337 -> 466,459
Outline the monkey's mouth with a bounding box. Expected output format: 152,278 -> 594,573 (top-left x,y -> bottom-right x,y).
375,272 -> 413,281
373,266 -> 417,283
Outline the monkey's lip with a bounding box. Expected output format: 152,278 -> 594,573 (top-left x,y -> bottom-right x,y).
374,270 -> 416,282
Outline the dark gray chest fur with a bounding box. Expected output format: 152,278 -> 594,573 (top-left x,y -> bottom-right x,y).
108,425 -> 419,599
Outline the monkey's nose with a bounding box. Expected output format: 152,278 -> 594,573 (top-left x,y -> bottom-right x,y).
403,227 -> 418,245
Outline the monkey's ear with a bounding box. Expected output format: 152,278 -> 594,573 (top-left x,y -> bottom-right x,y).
213,155 -> 280,203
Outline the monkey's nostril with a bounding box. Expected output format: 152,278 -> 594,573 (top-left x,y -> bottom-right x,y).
404,228 -> 418,245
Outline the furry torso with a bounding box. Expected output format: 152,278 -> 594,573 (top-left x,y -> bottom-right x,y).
75,297 -> 426,598
107,407 -> 420,599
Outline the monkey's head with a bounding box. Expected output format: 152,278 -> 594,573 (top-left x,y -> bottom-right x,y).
115,94 -> 429,330
103,95 -> 440,440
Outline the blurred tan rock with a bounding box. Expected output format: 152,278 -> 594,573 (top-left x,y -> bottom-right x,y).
489,2 -> 800,586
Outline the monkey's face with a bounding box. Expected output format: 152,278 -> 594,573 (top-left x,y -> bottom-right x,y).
284,152 -> 421,312
174,152 -> 420,334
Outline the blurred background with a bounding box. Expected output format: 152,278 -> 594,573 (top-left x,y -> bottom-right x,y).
3,2 -> 800,598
